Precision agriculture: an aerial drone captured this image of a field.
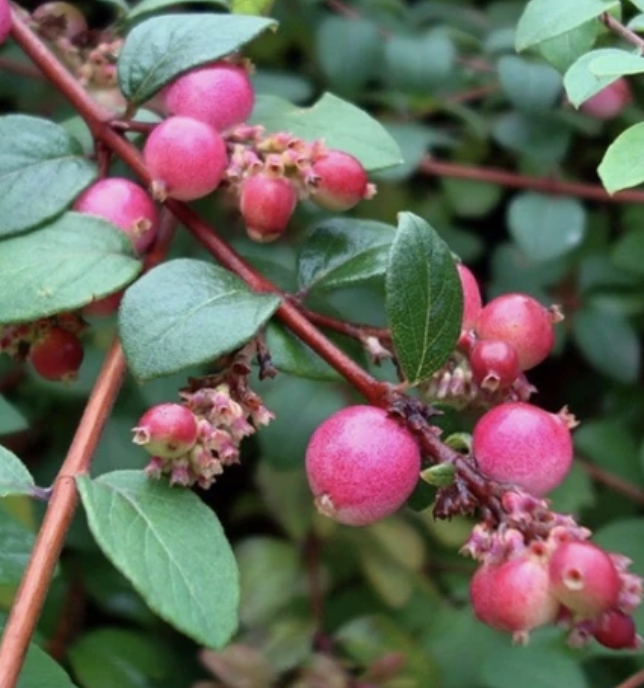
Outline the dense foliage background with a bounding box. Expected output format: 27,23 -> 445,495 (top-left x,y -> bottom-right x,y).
2,0 -> 644,686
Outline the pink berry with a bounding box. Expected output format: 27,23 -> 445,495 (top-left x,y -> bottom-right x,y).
30,327 -> 84,381
161,62 -> 254,132
470,339 -> 520,391
74,178 -> 159,254
549,541 -> 620,618
581,79 -> 631,120
32,2 -> 86,40
472,402 -> 573,496
475,293 -> 556,371
311,150 -> 369,212
0,0 -> 11,44
239,174 -> 297,242
132,403 -> 198,459
82,290 -> 124,317
457,264 -> 482,332
593,611 -> 639,649
305,405 -> 421,526
143,116 -> 228,201
470,554 -> 560,635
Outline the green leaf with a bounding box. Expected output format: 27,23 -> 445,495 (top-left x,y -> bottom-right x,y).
497,56 -> 562,112
492,112 -> 571,164
595,518 -> 644,572
126,0 -> 229,22
297,219 -> 394,293
538,21 -> 598,73
232,0 -> 274,14
0,395 -> 28,435
250,93 -> 402,172
613,226 -> 644,275
77,470 -> 239,648
564,49 -> 622,107
572,307 -> 640,383
0,446 -> 35,497
516,0 -> 619,52
11,640 -> 78,688
0,115 -> 97,238
0,505 -> 35,585
385,213 -> 462,384
118,13 -> 276,105
0,213 -> 142,324
507,192 -> 586,261
598,123 -> 644,194
589,51 -> 644,77
441,179 -> 502,219
119,258 -> 281,381
575,420 -> 642,485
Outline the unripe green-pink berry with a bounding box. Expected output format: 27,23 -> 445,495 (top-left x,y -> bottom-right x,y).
239,174 -> 297,242
311,150 -> 369,211
132,403 -> 198,459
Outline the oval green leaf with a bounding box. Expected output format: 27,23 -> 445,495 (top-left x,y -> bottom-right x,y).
0,115 -> 97,238
118,258 -> 281,381
118,13 -> 276,105
0,506 -> 36,585
0,446 -> 35,498
12,641 -> 78,688
564,49 -> 622,108
126,0 -> 229,22
77,470 -> 240,648
385,213 -> 462,385
0,395 -> 28,436
0,212 -> 142,324
497,56 -> 562,112
598,123 -> 644,194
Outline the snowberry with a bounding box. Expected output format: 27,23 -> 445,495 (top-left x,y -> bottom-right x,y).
143,117 -> 228,201
475,293 -> 556,371
0,0 -> 11,44
74,178 -> 159,254
470,339 -> 520,391
472,402 -> 573,496
239,174 -> 297,242
581,79 -> 631,120
457,264 -> 482,332
593,611 -> 639,649
29,327 -> 84,381
132,403 -> 198,459
470,553 -> 560,635
161,62 -> 254,132
32,2 -> 86,40
311,150 -> 369,212
549,541 -> 620,618
305,405 -> 421,526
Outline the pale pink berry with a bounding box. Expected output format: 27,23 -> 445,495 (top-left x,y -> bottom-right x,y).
161,62 -> 254,132
472,402 -> 573,496
311,150 -> 369,212
470,339 -> 520,391
33,2 -> 87,40
470,554 -> 560,635
305,405 -> 421,526
132,403 -> 198,459
475,293 -> 556,371
30,327 -> 84,381
0,0 -> 11,44
549,541 -> 620,618
593,611 -> 639,649
239,174 -> 297,242
143,116 -> 228,201
74,178 -> 159,254
581,79 -> 631,120
457,264 -> 482,332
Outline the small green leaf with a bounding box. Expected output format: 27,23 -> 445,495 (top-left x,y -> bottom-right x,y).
564,49 -> 622,107
507,192 -> 586,261
538,21 -> 598,73
589,51 -> 644,77
421,464 -> 456,488
0,395 -> 28,435
12,641 -> 78,688
492,112 -> 571,164
385,213 -> 462,384
118,13 -> 276,105
250,93 -> 402,172
598,123 -> 644,194
613,226 -> 644,275
0,446 -> 35,497
232,0 -> 274,14
0,213 -> 141,324
0,506 -> 36,585
126,0 -> 229,22
0,115 -> 97,238
516,0 -> 619,52
297,219 -> 394,293
441,179 -> 502,219
119,258 -> 281,381
77,470 -> 240,648
572,307 -> 640,383
497,56 -> 562,112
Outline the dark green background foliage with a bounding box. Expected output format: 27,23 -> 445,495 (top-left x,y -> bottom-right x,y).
2,0 -> 644,686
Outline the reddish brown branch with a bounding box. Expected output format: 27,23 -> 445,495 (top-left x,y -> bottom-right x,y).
613,668 -> 644,688
602,13 -> 644,54
0,56 -> 43,79
295,304 -> 390,343
577,458 -> 644,506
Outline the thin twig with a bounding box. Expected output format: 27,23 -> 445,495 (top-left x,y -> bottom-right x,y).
0,56 -> 43,79
577,458 -> 644,506
613,668 -> 644,688
602,13 -> 644,54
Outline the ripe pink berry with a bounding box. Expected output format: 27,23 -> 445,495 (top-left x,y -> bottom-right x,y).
580,79 -> 631,120
143,116 -> 228,201
475,293 -> 556,371
0,0 -> 11,44
549,541 -> 620,618
305,405 -> 421,526
472,402 -> 573,496
239,174 -> 297,242
470,339 -> 520,391
161,62 -> 254,132
457,264 -> 482,332
593,611 -> 638,649
132,403 -> 198,459
29,327 -> 84,381
82,290 -> 124,318
74,178 -> 159,254
470,554 -> 560,635
311,150 -> 369,212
